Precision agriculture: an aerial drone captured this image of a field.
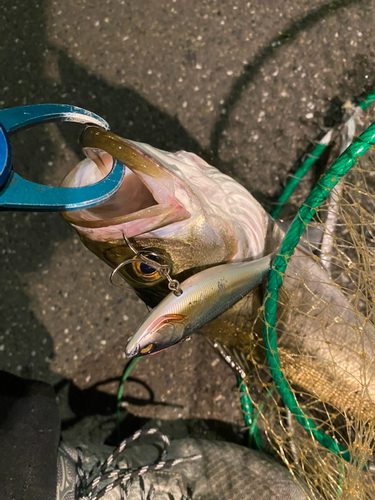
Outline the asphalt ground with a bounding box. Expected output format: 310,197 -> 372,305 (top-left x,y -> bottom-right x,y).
1,0 -> 375,441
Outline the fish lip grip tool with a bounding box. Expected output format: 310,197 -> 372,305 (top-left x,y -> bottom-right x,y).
0,104 -> 124,211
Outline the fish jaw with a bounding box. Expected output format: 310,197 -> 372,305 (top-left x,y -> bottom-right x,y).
61,128 -> 277,304
62,126 -> 269,260
61,129 -> 191,240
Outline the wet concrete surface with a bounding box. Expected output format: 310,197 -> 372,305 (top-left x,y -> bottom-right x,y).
1,0 -> 375,439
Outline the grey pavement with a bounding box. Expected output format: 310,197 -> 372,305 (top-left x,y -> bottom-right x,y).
1,0 -> 374,434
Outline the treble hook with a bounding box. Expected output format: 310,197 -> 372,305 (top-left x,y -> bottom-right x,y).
110,232 -> 183,296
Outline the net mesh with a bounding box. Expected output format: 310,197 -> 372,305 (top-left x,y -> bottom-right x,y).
236,111 -> 375,499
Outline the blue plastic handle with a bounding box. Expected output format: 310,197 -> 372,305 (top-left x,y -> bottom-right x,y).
0,125 -> 12,190
0,104 -> 125,211
0,160 -> 124,211
0,104 -> 110,133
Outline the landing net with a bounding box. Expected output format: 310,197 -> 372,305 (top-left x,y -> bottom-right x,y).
241,106 -> 375,499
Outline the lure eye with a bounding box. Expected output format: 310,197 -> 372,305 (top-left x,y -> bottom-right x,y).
132,254 -> 161,282
140,343 -> 153,354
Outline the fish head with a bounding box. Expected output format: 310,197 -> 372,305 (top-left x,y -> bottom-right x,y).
61,126 -> 280,307
126,313 -> 187,357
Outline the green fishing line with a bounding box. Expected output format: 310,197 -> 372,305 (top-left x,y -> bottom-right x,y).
239,379 -> 262,449
116,357 -> 141,443
270,142 -> 328,219
239,380 -> 277,450
263,120 -> 375,462
249,385 -> 276,433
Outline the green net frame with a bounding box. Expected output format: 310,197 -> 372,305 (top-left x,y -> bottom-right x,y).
263,117 -> 375,461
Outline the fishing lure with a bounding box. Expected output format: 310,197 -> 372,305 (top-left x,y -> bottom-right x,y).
126,254 -> 272,357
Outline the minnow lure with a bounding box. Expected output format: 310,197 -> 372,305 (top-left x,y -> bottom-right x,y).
125,254 -> 271,357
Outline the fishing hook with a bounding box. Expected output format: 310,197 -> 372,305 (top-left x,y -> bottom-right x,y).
110,232 -> 183,297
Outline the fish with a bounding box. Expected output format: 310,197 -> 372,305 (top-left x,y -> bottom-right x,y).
61,126 -> 375,496
61,125 -> 375,412
61,126 -> 282,307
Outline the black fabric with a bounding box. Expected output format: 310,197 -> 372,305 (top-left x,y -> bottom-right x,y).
0,370 -> 60,500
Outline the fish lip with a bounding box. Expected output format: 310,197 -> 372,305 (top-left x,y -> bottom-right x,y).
61,127 -> 191,237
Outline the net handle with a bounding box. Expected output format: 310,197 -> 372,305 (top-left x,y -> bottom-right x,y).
270,89 -> 375,219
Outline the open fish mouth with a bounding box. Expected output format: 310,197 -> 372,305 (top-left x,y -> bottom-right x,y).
61,126 -> 274,305
61,126 -> 191,240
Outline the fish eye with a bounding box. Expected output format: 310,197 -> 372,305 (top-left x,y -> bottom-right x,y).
140,261 -> 158,275
132,254 -> 161,282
